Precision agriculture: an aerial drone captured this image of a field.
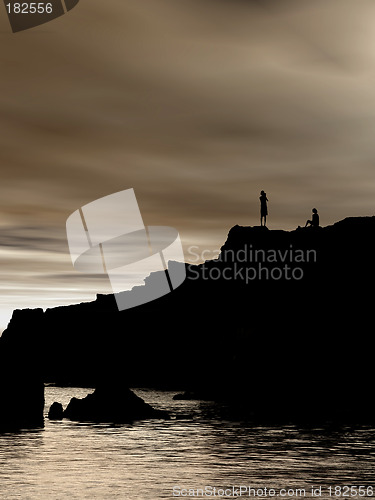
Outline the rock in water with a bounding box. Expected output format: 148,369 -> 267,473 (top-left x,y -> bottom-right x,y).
48,402 -> 64,420
0,376 -> 44,432
63,385 -> 169,422
0,314 -> 45,432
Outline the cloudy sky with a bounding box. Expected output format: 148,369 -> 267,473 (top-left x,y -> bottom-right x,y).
1,0 -> 375,330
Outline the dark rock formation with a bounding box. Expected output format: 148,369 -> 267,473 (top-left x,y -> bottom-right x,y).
1,216 -> 375,424
0,363 -> 44,431
48,402 -> 64,420
63,385 -> 169,422
0,308 -> 45,431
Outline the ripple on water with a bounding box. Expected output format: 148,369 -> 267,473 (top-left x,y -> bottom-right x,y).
0,387 -> 374,499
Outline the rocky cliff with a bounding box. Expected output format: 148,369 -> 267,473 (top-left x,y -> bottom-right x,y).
0,309 -> 45,431
1,217 -> 375,424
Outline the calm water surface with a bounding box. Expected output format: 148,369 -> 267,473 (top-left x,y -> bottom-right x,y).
0,387 -> 374,499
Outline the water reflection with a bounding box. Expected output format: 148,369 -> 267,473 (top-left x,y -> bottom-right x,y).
0,388 -> 374,499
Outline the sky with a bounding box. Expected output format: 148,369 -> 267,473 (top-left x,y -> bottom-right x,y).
1,0 -> 375,330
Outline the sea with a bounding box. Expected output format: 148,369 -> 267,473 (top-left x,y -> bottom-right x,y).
0,386 -> 374,500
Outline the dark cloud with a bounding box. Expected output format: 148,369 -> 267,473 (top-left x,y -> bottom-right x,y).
0,226 -> 68,253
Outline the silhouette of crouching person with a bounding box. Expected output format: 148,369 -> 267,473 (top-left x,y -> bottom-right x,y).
305,208 -> 319,228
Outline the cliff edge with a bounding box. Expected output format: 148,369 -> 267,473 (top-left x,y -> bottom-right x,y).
1,216 -> 374,425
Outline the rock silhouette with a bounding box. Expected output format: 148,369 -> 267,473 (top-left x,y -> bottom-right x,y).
62,385 -> 169,422
48,402 -> 64,420
1,216 -> 375,426
0,309 -> 45,431
0,375 -> 44,431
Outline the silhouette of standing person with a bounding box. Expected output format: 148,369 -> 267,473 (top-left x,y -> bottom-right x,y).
260,190 -> 268,227
305,208 -> 319,227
